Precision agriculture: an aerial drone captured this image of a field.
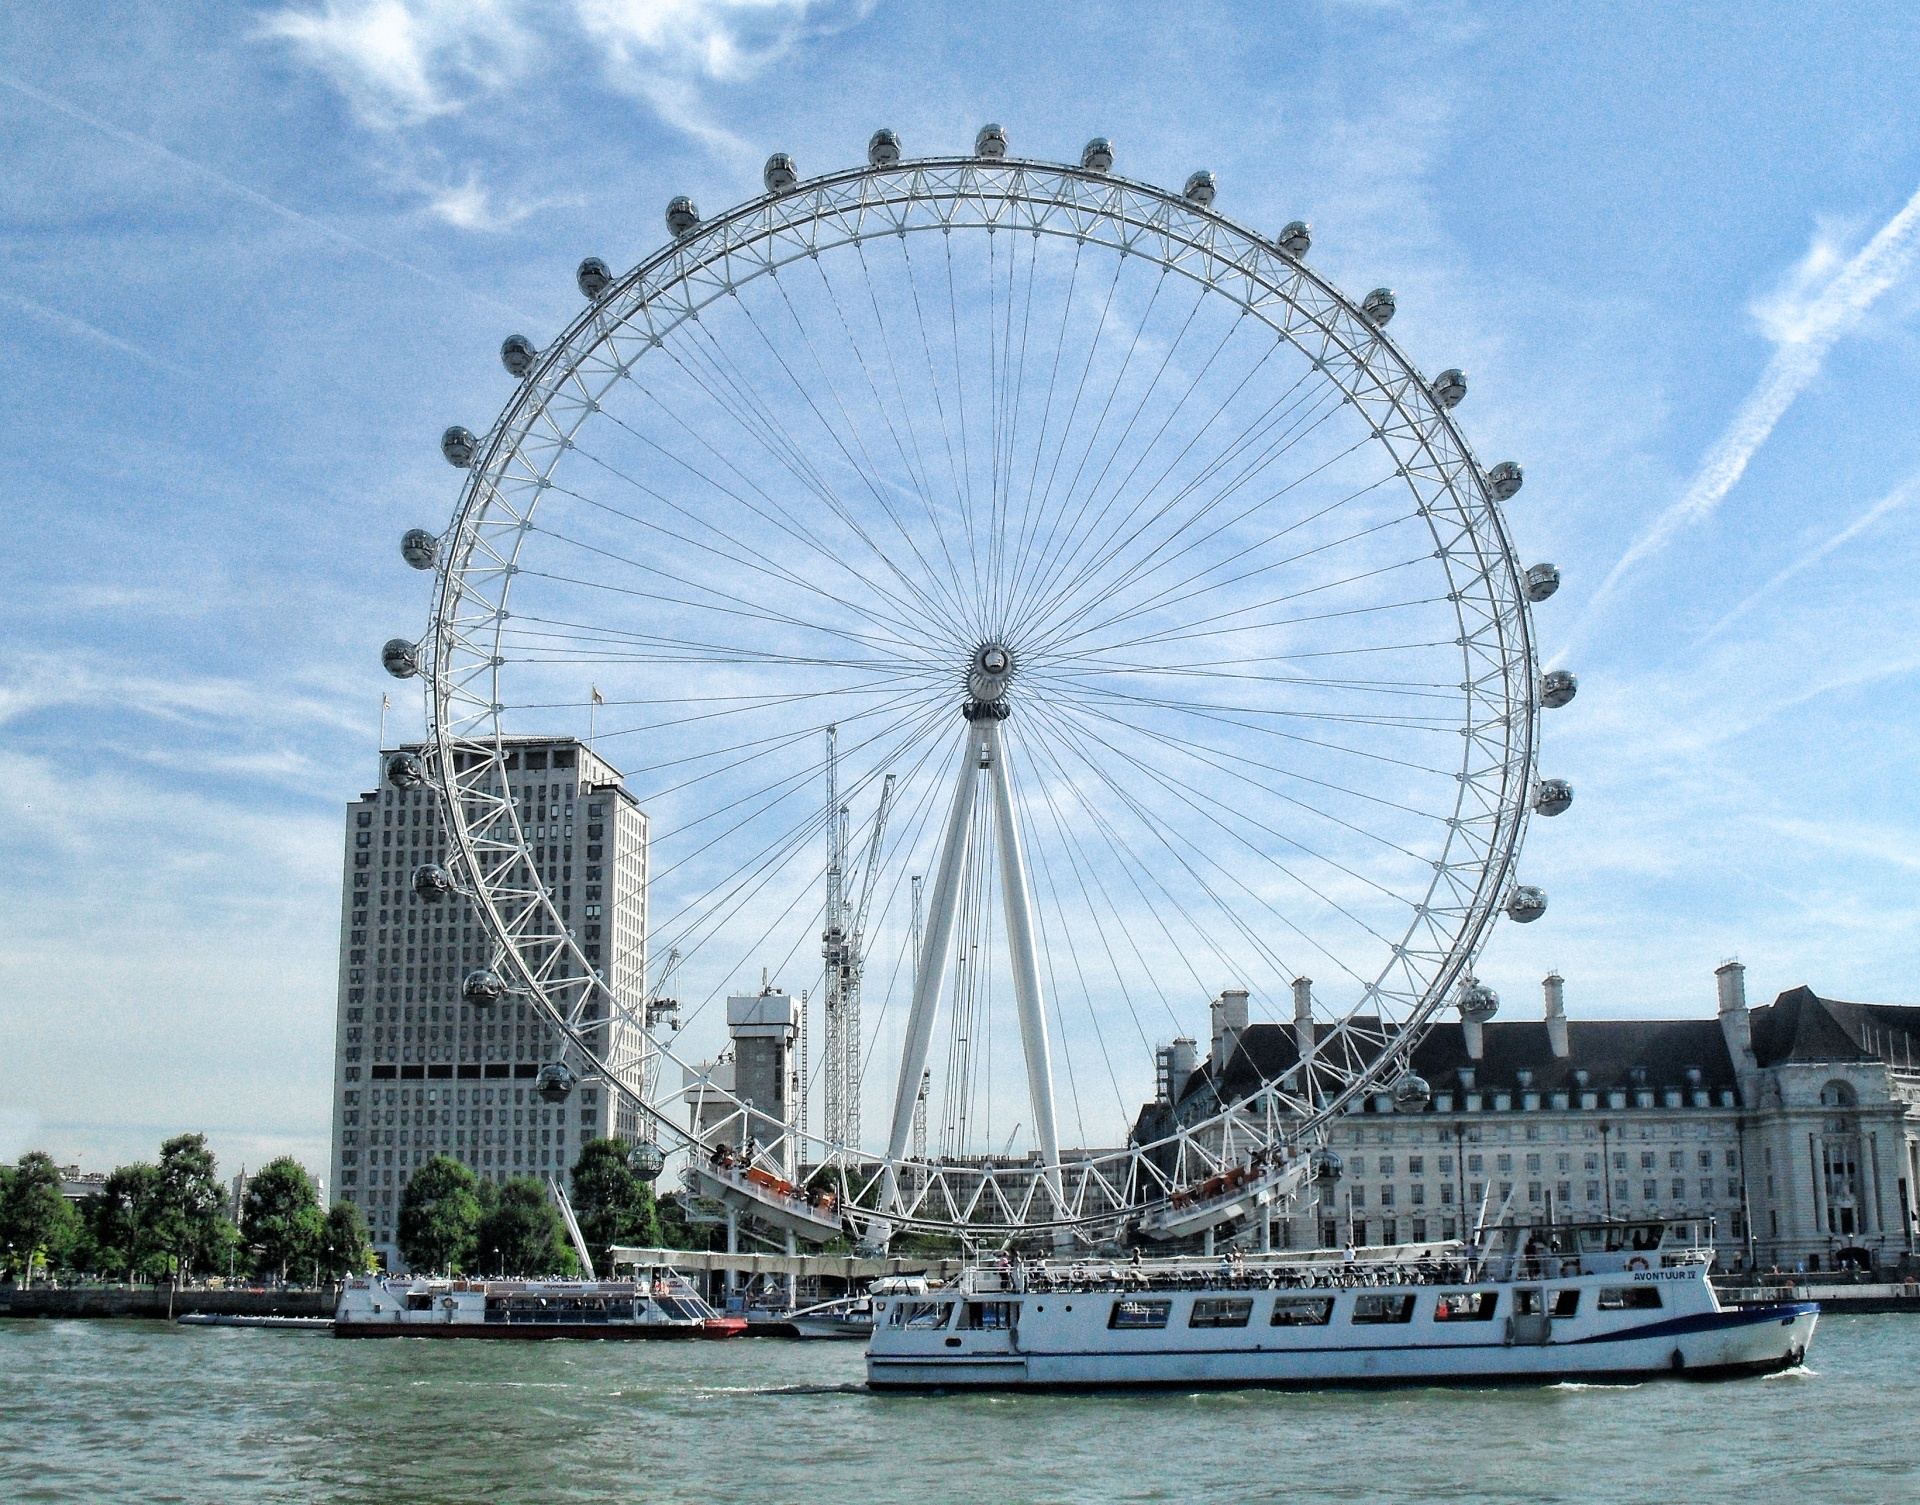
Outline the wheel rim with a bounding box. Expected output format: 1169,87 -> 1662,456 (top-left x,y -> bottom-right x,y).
417,153 -> 1543,1239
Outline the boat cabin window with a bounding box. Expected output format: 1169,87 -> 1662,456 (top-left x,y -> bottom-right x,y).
1109,1298 -> 1173,1330
1550,1290 -> 1580,1317
892,1301 -> 952,1330
1597,1287 -> 1663,1311
961,1301 -> 1017,1331
1576,1222 -> 1666,1254
1349,1293 -> 1417,1325
1432,1291 -> 1498,1322
1512,1288 -> 1545,1317
405,1293 -> 435,1311
1188,1297 -> 1253,1329
1270,1297 -> 1334,1327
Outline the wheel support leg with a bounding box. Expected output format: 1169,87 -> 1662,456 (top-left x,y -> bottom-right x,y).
883,723 -> 988,1205
983,720 -> 1061,1216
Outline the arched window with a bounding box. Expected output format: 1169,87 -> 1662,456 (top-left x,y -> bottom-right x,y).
1819,1080 -> 1857,1109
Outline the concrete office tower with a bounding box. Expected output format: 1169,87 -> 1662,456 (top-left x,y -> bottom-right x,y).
329,737 -> 649,1267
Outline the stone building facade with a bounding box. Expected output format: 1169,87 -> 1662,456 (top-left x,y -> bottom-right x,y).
328,737 -> 649,1265
1135,964 -> 1920,1273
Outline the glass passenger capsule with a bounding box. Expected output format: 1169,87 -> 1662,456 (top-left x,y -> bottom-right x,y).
499,334 -> 536,379
868,128 -> 901,167
1361,287 -> 1397,326
400,529 -> 438,571
385,750 -> 426,788
1080,137 -> 1114,173
762,153 -> 797,193
440,426 -> 476,468
381,639 -> 420,679
535,1062 -> 577,1103
1505,885 -> 1548,924
1533,778 -> 1574,816
576,257 -> 612,299
1486,460 -> 1524,501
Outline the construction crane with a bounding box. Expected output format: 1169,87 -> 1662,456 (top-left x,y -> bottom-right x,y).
821,725 -> 895,1157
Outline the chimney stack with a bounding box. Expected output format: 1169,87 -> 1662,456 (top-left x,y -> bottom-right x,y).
1543,971 -> 1569,1058
1211,987 -> 1249,1069
1716,960 -> 1757,1072
1292,977 -> 1316,1102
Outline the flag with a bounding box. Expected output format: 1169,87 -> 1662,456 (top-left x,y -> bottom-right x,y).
382,693 -> 391,710
591,685 -> 604,705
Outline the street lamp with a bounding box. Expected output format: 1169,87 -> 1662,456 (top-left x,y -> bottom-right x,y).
494,1246 -> 501,1278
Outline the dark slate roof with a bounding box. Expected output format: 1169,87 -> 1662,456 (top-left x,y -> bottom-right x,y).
1174,1014 -> 1739,1118
1750,986 -> 1920,1068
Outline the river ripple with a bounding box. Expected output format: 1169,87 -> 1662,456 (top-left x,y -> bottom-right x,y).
1,1314 -> 1915,1503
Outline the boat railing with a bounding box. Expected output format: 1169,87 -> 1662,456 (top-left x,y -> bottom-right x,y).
969,1254 -> 1528,1296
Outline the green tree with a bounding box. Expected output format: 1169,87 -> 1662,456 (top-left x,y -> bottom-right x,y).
241,1158 -> 326,1283
81,1163 -> 168,1282
0,1153 -> 80,1279
397,1156 -> 482,1273
318,1201 -> 375,1279
475,1177 -> 575,1277
151,1134 -> 235,1279
568,1139 -> 661,1264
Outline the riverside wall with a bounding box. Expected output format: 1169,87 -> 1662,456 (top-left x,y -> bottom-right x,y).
0,1285 -> 337,1320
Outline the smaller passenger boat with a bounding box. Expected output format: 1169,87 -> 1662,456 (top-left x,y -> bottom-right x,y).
334,1268 -> 745,1340
177,1313 -> 332,1331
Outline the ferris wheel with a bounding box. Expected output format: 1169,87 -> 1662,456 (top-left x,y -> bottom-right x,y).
384,125 -> 1575,1244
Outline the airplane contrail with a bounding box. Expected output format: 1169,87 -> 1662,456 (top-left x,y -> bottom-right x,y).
0,71 -> 531,321
1560,181 -> 1920,655
1698,469 -> 1919,645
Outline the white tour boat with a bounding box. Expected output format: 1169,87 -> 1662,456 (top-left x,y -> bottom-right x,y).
334,1269 -> 746,1340
866,1220 -> 1817,1390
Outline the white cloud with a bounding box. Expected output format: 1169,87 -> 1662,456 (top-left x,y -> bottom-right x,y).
262,0 -> 866,156
1571,182 -> 1920,641
258,0 -> 534,127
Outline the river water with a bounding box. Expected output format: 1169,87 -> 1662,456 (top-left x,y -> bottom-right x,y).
2,1314 -> 1915,1503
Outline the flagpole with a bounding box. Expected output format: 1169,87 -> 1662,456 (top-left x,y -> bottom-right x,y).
380,693 -> 390,749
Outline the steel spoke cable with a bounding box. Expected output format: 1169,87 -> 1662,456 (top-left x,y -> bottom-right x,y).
532,471 -> 938,653
1021,430 -> 1395,658
1025,713 -> 1362,1001
1013,367 -> 1356,643
592,357 -> 955,635
1017,714 -> 1249,1009
1034,550 -> 1439,665
848,238 -> 978,632
898,233 -> 987,643
940,229 -> 986,627
1012,383 -> 1365,644
1046,697 -> 1420,945
998,249 -> 1133,621
1004,266 -> 1199,628
760,260 -> 984,639
813,248 -> 978,631
1008,290 -> 1266,635
686,288 -> 980,641
1016,720 -> 1179,1053
520,524 -> 937,660
1041,687 -> 1443,866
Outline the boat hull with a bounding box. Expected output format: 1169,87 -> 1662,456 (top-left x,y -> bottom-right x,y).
867,1302 -> 1818,1392
334,1318 -> 744,1340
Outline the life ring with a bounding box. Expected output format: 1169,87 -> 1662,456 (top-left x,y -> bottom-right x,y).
1627,1256 -> 1650,1273
441,1295 -> 459,1310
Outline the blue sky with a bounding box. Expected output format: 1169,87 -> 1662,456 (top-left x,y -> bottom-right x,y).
3,1 -> 1918,1181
